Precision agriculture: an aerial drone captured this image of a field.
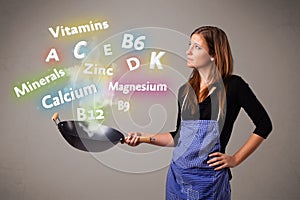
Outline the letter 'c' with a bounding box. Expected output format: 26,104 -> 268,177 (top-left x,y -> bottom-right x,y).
42,95 -> 53,109
74,41 -> 87,59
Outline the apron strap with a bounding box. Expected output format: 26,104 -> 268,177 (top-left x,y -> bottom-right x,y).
181,92 -> 188,121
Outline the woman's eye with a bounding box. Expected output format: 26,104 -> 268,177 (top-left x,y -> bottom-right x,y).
188,42 -> 201,50
195,45 -> 201,49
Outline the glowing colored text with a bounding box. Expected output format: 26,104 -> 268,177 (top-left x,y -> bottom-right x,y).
41,84 -> 98,109
48,20 -> 109,38
108,81 -> 168,95
14,68 -> 65,98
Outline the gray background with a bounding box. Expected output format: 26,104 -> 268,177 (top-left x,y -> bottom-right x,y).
1,0 -> 300,199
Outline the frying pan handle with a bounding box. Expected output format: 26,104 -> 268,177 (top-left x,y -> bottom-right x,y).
120,136 -> 154,144
52,112 -> 60,125
138,137 -> 155,143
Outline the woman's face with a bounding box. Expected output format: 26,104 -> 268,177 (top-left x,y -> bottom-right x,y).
186,34 -> 212,69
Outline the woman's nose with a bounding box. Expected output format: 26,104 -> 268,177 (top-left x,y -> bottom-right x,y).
186,46 -> 192,55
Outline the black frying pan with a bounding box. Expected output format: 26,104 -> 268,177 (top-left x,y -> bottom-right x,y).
52,113 -> 153,152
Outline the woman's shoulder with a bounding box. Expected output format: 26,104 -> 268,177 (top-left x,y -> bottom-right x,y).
227,74 -> 245,84
223,74 -> 252,99
225,74 -> 248,89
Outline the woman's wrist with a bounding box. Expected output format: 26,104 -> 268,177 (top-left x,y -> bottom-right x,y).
134,132 -> 156,144
232,155 -> 240,167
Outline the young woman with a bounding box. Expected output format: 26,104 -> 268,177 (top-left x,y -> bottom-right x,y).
125,26 -> 272,200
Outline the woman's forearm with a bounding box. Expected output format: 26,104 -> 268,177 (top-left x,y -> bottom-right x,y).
140,132 -> 175,147
232,133 -> 265,166
208,133 -> 265,170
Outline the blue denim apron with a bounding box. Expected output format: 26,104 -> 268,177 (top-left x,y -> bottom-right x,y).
166,93 -> 231,200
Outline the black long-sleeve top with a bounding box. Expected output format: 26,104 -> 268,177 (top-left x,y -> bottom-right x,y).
170,74 -> 272,157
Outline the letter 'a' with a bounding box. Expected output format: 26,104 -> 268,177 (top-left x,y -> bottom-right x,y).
45,48 -> 60,62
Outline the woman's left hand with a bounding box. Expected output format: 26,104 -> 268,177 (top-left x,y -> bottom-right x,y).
207,152 -> 238,170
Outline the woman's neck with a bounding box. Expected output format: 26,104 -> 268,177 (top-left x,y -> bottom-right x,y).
197,66 -> 211,87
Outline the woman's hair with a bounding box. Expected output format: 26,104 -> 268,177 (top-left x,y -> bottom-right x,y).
182,26 -> 233,119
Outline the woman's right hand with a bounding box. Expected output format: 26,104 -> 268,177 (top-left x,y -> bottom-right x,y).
125,132 -> 142,146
